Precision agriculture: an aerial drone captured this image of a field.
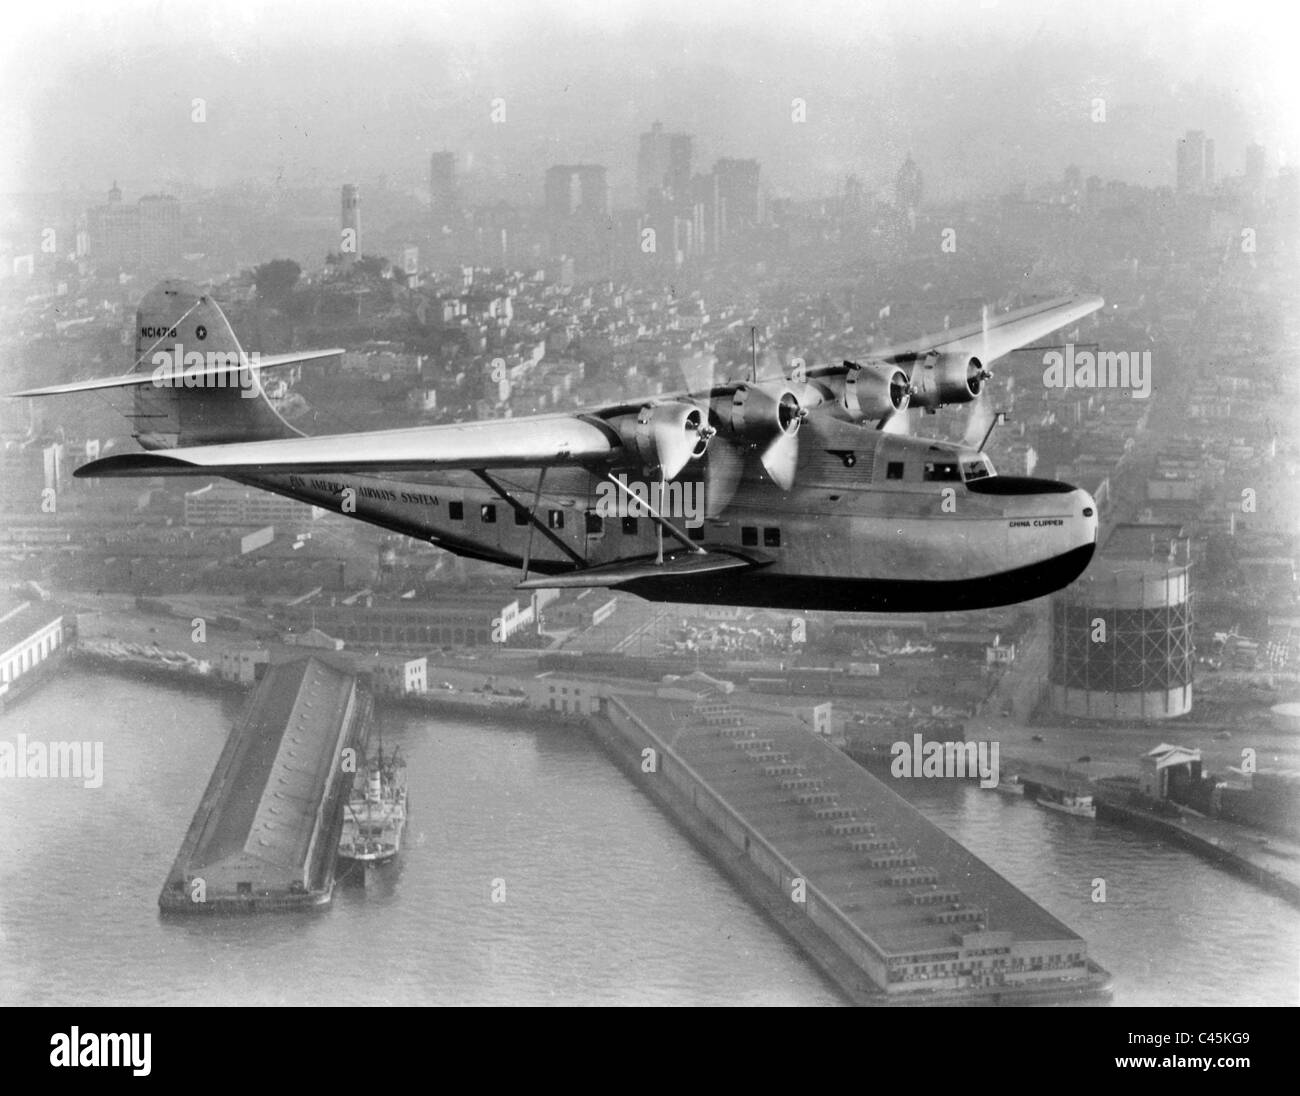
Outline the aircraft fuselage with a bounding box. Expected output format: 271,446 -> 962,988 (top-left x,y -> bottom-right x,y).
233,418 -> 1098,612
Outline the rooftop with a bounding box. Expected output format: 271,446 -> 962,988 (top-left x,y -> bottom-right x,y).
187,655 -> 358,875
0,598 -> 63,656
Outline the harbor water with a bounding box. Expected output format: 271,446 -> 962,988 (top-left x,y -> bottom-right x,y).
1,670 -> 1295,1005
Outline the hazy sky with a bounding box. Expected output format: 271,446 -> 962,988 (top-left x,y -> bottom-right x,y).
2,0 -> 1295,203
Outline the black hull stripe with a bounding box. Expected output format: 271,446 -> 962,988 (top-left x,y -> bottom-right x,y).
615,543 -> 1096,612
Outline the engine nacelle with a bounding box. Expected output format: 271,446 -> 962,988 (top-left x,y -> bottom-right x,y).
908,352 -> 990,411
841,363 -> 912,421
721,381 -> 811,443
617,401 -> 712,480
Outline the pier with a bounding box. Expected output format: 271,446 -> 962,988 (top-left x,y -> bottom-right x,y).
159,654 -> 371,913
594,694 -> 1112,1004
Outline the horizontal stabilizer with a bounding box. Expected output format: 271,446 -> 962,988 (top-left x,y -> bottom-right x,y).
516,549 -> 768,590
8,348 -> 344,398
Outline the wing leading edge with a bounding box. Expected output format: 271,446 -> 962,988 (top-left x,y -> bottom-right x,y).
74,413 -> 620,478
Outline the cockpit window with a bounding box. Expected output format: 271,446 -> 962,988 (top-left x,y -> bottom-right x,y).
962,457 -> 993,481
923,462 -> 961,482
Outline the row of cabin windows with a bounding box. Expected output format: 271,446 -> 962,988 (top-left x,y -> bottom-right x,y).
741,527 -> 782,548
448,501 -> 564,529
443,502 -> 771,546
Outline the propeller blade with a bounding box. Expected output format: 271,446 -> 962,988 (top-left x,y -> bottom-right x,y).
882,406 -> 914,435
759,431 -> 799,491
758,345 -> 784,383
963,395 -> 992,447
962,302 -> 994,447
679,351 -> 717,396
704,435 -> 744,517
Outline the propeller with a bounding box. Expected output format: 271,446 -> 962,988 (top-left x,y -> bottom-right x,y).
704,433 -> 744,517
961,303 -> 996,448
678,350 -> 739,516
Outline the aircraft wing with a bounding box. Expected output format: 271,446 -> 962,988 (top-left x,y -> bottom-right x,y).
74,413 -> 620,478
864,293 -> 1104,366
597,294 -> 1104,402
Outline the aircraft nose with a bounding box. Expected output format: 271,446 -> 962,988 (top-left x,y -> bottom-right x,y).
1074,487 -> 1099,546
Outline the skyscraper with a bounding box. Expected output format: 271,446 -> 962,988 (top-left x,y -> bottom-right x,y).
430,151 -> 457,215
341,183 -> 361,266
543,165 -> 608,219
714,158 -> 761,236
138,194 -> 182,270
895,155 -> 923,213
543,165 -> 610,278
1244,143 -> 1267,205
637,122 -> 693,207
1176,131 -> 1207,194
86,182 -> 140,271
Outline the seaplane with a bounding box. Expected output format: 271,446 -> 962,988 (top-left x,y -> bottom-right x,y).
12,280 -> 1104,612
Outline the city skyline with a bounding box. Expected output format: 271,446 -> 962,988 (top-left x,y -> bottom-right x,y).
2,0 -> 1295,205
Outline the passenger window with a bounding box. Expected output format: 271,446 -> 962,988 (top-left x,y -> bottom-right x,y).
449,501 -> 464,520
548,510 -> 564,530
481,504 -> 497,523
886,462 -> 905,480
514,508 -> 530,526
763,527 -> 781,548
741,526 -> 758,547
621,517 -> 638,535
585,512 -> 603,535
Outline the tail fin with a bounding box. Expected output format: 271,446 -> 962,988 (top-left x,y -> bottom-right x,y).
131,280 -> 302,450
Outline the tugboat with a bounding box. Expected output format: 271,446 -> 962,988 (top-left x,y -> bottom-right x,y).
338,746 -> 408,865
1035,786 -> 1096,818
992,774 -> 1025,798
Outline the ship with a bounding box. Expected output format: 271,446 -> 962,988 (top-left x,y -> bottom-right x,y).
1035,787 -> 1096,818
338,746 -> 408,865
991,775 -> 1025,798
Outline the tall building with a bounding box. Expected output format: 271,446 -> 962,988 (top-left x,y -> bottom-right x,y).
86,182 -> 140,271
85,183 -> 183,273
1245,143 -> 1267,205
543,165 -> 608,220
714,158 -> 761,236
429,151 -> 457,215
895,155 -> 923,213
543,165 -> 609,278
690,171 -> 721,257
138,195 -> 182,270
341,183 -> 361,261
1176,130 -> 1208,194
637,122 -> 693,207
1245,143 -> 1267,186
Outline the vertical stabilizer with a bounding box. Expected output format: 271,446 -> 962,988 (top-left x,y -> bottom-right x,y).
131,280 -> 300,450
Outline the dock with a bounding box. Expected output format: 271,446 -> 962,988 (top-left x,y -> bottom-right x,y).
595,695 -> 1112,1004
159,654 -> 371,913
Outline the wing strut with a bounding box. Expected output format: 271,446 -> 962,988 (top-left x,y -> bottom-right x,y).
601,472 -> 706,562
472,470 -> 584,576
